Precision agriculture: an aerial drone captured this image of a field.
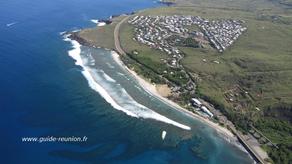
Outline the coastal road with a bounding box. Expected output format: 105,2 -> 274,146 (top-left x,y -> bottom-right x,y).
114,16 -> 129,55
113,15 -> 180,88
113,14 -> 266,164
233,129 -> 266,164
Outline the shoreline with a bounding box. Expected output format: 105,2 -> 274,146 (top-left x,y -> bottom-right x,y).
61,2 -> 274,160
111,51 -> 256,157
63,29 -> 255,160
65,31 -> 240,140
111,51 -> 237,140
111,51 -> 254,156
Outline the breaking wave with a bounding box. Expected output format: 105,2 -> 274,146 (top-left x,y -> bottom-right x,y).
106,62 -> 115,69
90,19 -> 107,26
90,19 -> 99,24
64,35 -> 191,130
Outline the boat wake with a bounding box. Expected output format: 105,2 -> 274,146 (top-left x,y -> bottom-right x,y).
64,35 -> 191,130
6,22 -> 18,27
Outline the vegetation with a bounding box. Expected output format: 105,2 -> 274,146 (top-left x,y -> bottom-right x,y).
267,144 -> 292,164
166,35 -> 200,48
255,117 -> 292,163
119,3 -> 292,163
179,38 -> 200,48
120,54 -> 165,84
77,16 -> 127,50
75,0 -> 292,162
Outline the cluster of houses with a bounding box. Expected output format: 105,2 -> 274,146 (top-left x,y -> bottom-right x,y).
128,15 -> 192,68
127,15 -> 245,119
128,15 -> 247,55
191,98 -> 214,118
199,19 -> 247,52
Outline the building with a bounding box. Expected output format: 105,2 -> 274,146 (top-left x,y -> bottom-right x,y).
201,106 -> 214,118
191,98 -> 202,107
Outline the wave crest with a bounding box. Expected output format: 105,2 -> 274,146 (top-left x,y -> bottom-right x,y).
64,35 -> 190,130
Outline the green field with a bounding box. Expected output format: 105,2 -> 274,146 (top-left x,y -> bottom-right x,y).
122,6 -> 292,110
77,16 -> 127,50
119,4 -> 292,163
75,0 -> 292,162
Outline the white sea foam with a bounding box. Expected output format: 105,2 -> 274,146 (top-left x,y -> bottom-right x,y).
84,53 -> 95,66
6,22 -> 17,27
134,85 -> 142,91
64,36 -> 191,130
65,37 -> 137,117
59,31 -> 67,35
106,62 -> 115,69
72,29 -> 81,33
90,19 -> 106,26
62,33 -> 72,41
102,72 -> 116,83
90,19 -> 99,24
117,72 -> 124,76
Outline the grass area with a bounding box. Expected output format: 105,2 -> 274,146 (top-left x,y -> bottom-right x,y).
181,8 -> 292,109
119,5 -> 292,163
119,22 -> 168,65
119,18 -> 190,86
129,6 -> 292,112
77,16 -> 127,50
76,1 -> 292,162
170,0 -> 292,12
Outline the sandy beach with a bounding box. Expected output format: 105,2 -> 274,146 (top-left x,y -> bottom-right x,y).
111,51 -> 237,140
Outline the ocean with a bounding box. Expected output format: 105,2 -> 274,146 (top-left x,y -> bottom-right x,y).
0,0 -> 253,163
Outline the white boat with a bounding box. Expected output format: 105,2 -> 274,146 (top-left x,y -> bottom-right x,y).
162,131 -> 167,140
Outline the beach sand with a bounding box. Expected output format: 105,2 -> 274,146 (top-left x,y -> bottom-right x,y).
156,84 -> 172,97
111,51 -> 237,140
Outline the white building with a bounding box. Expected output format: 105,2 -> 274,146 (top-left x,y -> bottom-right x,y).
191,98 -> 202,107
201,106 -> 214,118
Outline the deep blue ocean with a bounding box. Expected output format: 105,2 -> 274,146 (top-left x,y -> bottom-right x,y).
0,0 -> 253,163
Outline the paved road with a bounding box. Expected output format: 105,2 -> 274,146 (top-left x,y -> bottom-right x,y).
114,16 -> 129,55
234,130 -> 266,164
113,14 -> 266,164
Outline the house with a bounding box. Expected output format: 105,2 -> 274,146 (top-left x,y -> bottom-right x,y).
191,98 -> 202,107
201,106 -> 214,117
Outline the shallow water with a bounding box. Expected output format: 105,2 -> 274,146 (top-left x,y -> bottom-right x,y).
0,0 -> 253,163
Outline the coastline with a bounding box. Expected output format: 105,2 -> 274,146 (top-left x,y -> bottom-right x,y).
63,33 -> 192,130
64,10 -> 266,162
111,51 -> 237,140
109,8 -> 269,162
110,51 -> 258,158
64,28 -> 257,161
64,18 -> 237,140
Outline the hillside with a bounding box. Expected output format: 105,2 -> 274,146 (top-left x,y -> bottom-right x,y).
118,4 -> 292,164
